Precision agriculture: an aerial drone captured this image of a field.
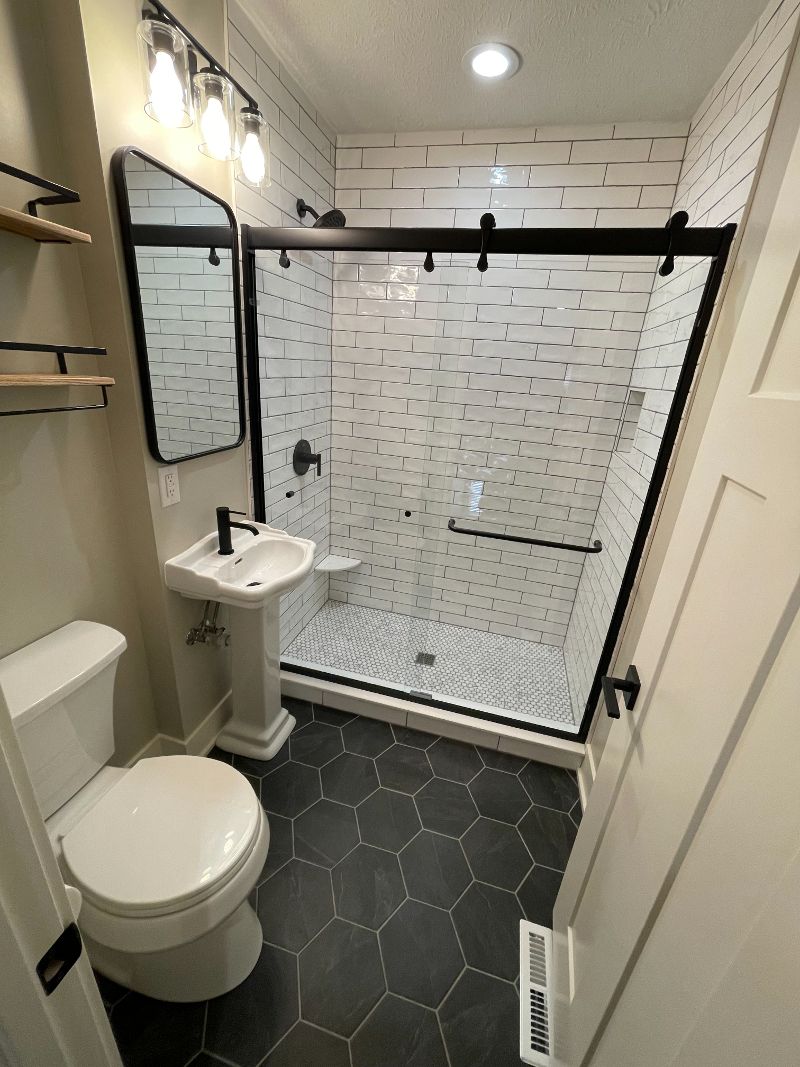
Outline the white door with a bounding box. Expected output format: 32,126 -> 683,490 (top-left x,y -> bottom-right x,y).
552,31 -> 800,1067
0,691 -> 122,1066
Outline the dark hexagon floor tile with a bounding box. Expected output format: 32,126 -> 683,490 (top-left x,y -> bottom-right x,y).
452,882 -> 523,981
427,737 -> 482,783
185,1054 -> 230,1066
315,705 -> 357,726
391,724 -> 436,748
343,716 -> 395,757
233,739 -> 290,779
205,944 -> 298,1067
415,777 -> 478,837
283,695 -> 314,728
261,761 -> 321,818
290,721 -> 344,767
207,746 -> 233,765
375,744 -> 432,793
299,919 -> 385,1037
469,767 -> 531,824
351,995 -> 448,1067
400,831 -> 471,909
295,799 -> 359,868
357,788 -> 421,852
517,864 -> 564,927
332,844 -> 406,929
258,858 -> 334,951
570,798 -> 583,827
94,970 -> 129,1009
261,1021 -> 350,1067
462,818 -> 532,891
110,992 -> 204,1067
518,805 -> 577,872
322,751 -> 379,806
519,761 -> 580,812
258,812 -> 293,883
480,748 -> 528,773
439,969 -> 519,1067
380,900 -> 463,1008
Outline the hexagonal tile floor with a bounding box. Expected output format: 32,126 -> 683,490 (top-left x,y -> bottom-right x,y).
103,697 -> 581,1066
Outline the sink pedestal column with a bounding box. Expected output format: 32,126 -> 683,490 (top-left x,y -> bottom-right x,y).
215,600 -> 295,760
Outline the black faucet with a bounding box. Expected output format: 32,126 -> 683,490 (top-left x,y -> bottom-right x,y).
216,506 -> 259,555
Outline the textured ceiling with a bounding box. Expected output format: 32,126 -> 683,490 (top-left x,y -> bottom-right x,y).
241,0 -> 768,133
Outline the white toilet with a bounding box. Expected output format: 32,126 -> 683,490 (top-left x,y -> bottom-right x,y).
0,620 -> 269,1003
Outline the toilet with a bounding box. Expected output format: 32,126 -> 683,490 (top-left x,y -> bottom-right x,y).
0,620 -> 269,1003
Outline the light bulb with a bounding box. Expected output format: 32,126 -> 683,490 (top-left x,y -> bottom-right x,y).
240,130 -> 266,185
149,50 -> 185,127
200,96 -> 232,160
471,49 -> 510,77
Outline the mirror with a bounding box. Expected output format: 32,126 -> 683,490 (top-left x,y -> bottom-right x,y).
112,147 -> 245,463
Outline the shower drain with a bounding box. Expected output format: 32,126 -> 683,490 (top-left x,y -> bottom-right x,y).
415,651 -> 436,666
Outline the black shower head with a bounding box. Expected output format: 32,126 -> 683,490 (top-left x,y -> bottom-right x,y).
297,197 -> 346,228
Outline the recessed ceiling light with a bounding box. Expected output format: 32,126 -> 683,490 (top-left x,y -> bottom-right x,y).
463,43 -> 520,81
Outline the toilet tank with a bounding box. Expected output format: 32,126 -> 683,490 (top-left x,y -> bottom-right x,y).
0,622 -> 127,819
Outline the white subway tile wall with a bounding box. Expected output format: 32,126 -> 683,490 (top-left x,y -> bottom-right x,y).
229,1 -> 336,649
128,156 -> 239,460
328,125 -> 687,664
563,0 -> 800,717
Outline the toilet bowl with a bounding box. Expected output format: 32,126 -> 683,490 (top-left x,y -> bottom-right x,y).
0,621 -> 269,1003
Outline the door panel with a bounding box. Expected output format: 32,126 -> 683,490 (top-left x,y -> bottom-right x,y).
553,32 -> 800,1065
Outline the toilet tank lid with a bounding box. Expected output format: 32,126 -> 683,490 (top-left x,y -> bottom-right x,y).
0,621 -> 127,727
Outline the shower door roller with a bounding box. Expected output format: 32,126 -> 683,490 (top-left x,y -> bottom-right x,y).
601,665 -> 641,719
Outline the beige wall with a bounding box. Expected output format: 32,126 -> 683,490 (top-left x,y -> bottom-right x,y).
0,0 -> 157,761
1,0 -> 250,759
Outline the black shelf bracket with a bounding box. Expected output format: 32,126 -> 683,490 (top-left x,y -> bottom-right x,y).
0,341 -> 110,417
0,161 -> 80,225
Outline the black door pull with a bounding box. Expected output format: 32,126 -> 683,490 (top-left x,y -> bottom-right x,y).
36,922 -> 83,995
601,666 -> 641,719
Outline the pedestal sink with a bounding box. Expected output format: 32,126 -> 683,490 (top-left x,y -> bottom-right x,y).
165,523 -> 315,760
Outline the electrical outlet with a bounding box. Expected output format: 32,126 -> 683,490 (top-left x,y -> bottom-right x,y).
158,465 -> 180,507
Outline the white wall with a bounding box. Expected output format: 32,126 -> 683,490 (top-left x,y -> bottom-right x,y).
329,125 -> 685,649
227,0 -> 337,650
564,0 -> 800,718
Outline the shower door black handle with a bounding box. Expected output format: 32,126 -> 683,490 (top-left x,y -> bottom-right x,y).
601,665 -> 641,719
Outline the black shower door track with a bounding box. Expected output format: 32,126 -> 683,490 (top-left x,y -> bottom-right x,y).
240,218 -> 736,745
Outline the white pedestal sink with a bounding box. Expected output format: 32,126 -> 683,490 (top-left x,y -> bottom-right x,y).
164,523 -> 315,760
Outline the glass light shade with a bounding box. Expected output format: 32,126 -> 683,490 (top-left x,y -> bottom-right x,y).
137,18 -> 193,128
236,108 -> 271,190
194,71 -> 239,161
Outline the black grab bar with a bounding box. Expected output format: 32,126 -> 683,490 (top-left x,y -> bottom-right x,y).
447,518 -> 602,555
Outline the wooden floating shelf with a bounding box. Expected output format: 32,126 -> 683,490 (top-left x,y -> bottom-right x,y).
0,206 -> 91,245
0,374 -> 114,387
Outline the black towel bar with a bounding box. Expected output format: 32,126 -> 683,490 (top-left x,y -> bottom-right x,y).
447,518 -> 602,555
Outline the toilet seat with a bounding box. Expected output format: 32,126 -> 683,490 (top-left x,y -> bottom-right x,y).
61,755 -> 260,918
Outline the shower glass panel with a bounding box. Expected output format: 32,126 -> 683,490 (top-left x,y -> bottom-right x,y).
246,220 -> 733,740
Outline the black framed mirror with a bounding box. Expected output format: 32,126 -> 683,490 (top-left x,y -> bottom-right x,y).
112,147 -> 245,463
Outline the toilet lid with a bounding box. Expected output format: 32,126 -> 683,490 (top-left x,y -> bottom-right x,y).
61,756 -> 260,916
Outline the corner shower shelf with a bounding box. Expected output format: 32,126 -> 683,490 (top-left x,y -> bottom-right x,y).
315,555 -> 361,573
0,205 -> 92,245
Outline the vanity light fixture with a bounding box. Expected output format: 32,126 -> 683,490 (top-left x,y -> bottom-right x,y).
463,43 -> 521,81
137,1 -> 271,189
137,16 -> 193,128
195,70 -> 238,161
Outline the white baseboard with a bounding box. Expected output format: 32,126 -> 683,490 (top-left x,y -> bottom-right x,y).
125,691 -> 232,766
281,670 -> 585,770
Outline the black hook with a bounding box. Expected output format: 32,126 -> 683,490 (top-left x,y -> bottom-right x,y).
279,249 -> 291,269
208,246 -> 220,266
477,212 -> 496,273
658,210 -> 689,277
423,251 -> 434,273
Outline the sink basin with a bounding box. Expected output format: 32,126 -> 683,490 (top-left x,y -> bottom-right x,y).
164,523 -> 316,762
164,523 -> 315,609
